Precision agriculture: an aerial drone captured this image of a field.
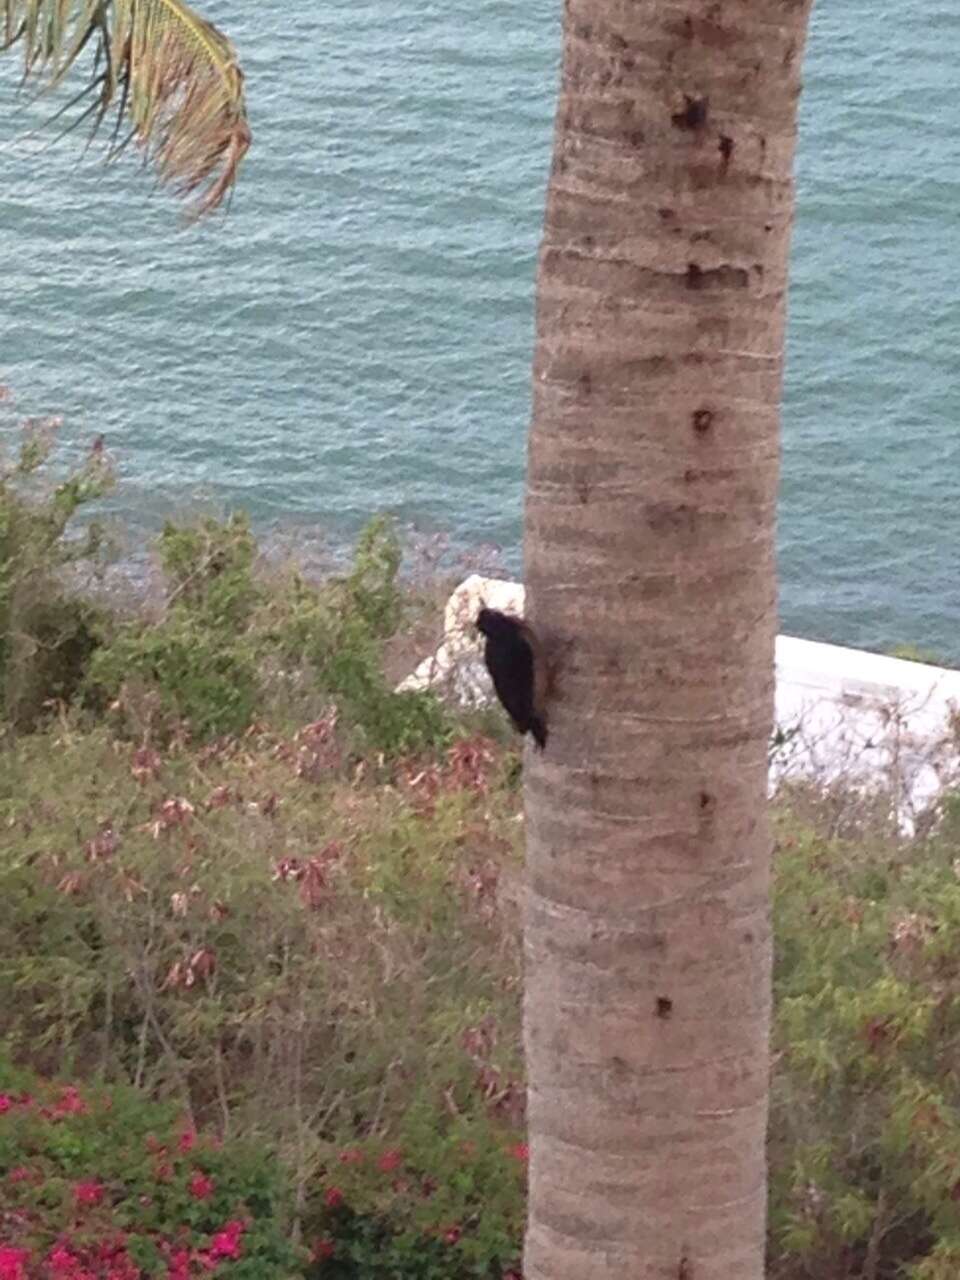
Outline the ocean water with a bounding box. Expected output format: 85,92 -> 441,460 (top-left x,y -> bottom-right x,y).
1,2 -> 959,657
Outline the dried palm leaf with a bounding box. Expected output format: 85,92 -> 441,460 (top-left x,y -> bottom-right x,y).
2,0 -> 250,218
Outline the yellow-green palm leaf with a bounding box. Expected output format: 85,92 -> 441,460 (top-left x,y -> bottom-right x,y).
2,0 -> 250,217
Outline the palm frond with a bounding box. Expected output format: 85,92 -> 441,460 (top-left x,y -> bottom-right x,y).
2,0 -> 250,218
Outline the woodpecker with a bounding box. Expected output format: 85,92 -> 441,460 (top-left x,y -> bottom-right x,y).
475,607 -> 548,749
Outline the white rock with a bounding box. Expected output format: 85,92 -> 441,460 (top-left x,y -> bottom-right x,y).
399,576 -> 960,827
397,574 -> 524,707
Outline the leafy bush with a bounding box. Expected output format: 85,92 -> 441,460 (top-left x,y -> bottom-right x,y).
88,511 -> 452,752
277,516 -> 452,755
0,1059 -> 526,1279
0,420 -> 112,730
769,813 -> 960,1279
157,514 -> 260,625
0,412 -> 458,753
0,1060 -> 300,1277
342,515 -> 403,639
16,687 -> 960,1275
18,434 -> 960,1276
89,611 -> 262,741
86,513 -> 262,739
0,723 -> 524,1269
299,1122 -> 525,1279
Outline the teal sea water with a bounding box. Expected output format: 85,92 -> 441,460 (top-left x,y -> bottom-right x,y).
2,2 -> 959,657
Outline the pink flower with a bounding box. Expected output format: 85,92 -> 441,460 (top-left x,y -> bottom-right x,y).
0,1093 -> 13,1115
87,1243 -> 138,1280
338,1147 -> 364,1165
8,1166 -> 33,1184
54,1084 -> 87,1116
107,1265 -> 139,1280
188,1170 -> 215,1200
47,1243 -> 80,1273
167,1249 -> 191,1280
0,1247 -> 30,1280
509,1142 -> 529,1163
312,1238 -> 335,1262
324,1185 -> 344,1209
74,1179 -> 105,1207
208,1220 -> 245,1260
377,1148 -> 403,1173
443,1224 -> 462,1245
177,1128 -> 197,1154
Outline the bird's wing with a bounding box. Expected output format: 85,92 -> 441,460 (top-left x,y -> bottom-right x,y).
483,633 -> 531,728
518,620 -> 548,717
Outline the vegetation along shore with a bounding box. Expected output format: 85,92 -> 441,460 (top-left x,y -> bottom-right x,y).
3,425 -> 960,1277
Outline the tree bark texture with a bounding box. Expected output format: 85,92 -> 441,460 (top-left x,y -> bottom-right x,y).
522,2 -> 814,1278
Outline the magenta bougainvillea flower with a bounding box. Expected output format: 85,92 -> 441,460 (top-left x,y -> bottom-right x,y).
0,1074 -> 299,1278
74,1179 -> 106,1207
53,1085 -> 87,1116
1,1062 -> 529,1276
0,1247 -> 30,1280
207,1219 -> 245,1261
188,1170 -> 215,1200
46,1243 -> 81,1273
166,1247 -> 191,1280
312,1238 -> 335,1262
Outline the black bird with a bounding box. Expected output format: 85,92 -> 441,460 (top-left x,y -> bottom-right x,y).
476,607 -> 548,749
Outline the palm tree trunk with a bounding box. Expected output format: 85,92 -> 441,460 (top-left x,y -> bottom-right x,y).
522,3 -> 814,1277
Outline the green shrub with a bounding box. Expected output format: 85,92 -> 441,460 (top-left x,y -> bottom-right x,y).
0,1057 -> 301,1276
768,815 -> 960,1278
3,593 -> 104,730
89,612 -> 261,739
0,421 -> 112,729
288,516 -> 452,755
0,1059 -> 526,1277
87,511 -> 452,752
314,627 -> 452,755
86,513 -> 262,739
0,724 -> 524,1263
19,692 -> 960,1275
299,1114 -> 525,1279
343,514 -> 403,639
158,512 -> 260,625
